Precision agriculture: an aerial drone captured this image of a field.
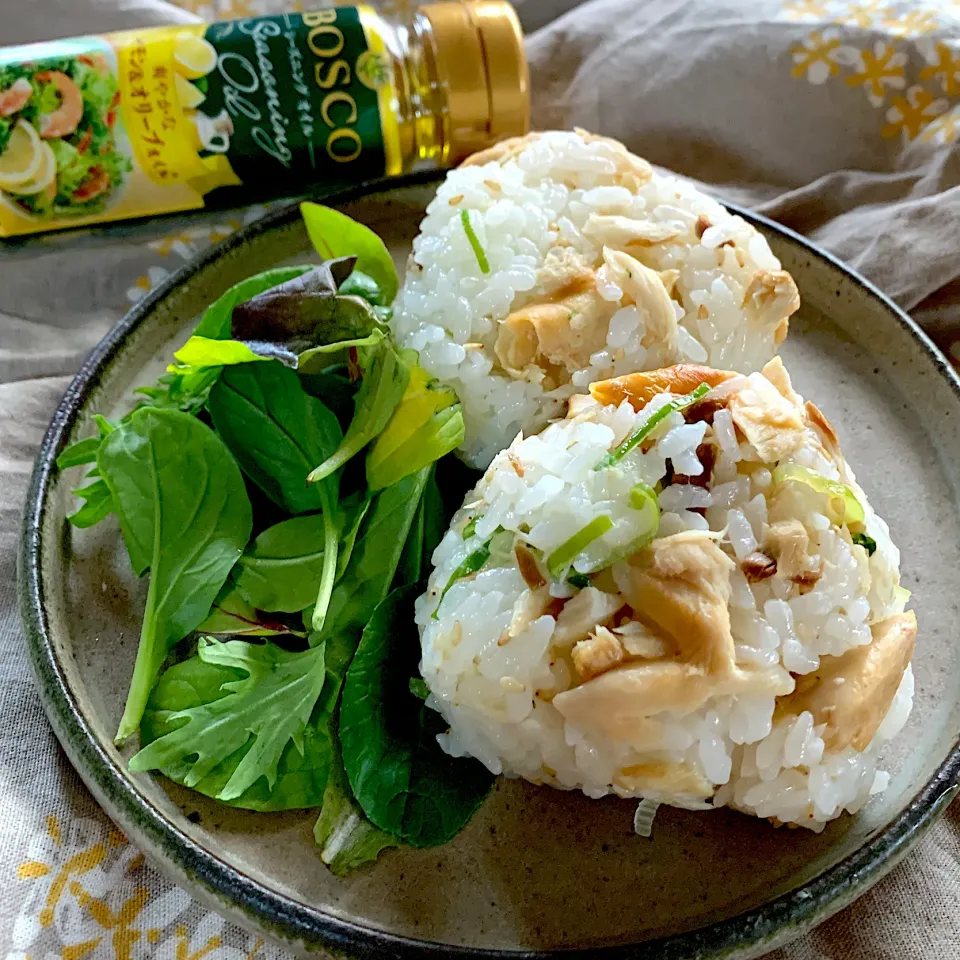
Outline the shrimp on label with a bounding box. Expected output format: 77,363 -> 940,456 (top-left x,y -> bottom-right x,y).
34,71 -> 83,139
0,78 -> 32,118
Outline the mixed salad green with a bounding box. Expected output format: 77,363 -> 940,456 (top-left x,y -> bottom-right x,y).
0,55 -> 131,217
58,202 -> 492,874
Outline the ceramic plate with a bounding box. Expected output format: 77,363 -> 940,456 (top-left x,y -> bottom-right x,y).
20,172 -> 960,959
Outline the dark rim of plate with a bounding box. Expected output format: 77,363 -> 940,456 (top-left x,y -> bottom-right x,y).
19,169 -> 960,959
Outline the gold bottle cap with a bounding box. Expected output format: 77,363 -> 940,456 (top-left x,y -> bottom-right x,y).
419,1 -> 530,163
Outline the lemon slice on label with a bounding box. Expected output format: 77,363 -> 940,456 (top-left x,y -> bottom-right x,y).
7,140 -> 56,196
0,120 -> 43,191
174,34 -> 217,79
174,73 -> 206,109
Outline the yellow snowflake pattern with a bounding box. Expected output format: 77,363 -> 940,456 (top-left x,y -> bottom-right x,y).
882,9 -> 940,37
834,2 -> 893,29
919,42 -> 960,95
12,814 -> 290,959
921,105 -> 960,144
783,0 -> 832,20
882,84 -> 948,139
846,41 -> 907,105
791,30 -> 845,83
781,2 -> 960,142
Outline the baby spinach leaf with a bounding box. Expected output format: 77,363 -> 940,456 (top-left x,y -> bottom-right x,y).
236,514 -> 329,613
301,202 -> 399,303
394,467 -> 445,586
208,362 -> 343,631
394,489 -> 425,588
338,268 -> 386,307
131,637 -> 327,803
198,584 -> 292,637
194,266 -> 313,340
298,369 -> 358,430
208,361 -> 340,514
307,340 -> 409,484
340,583 -> 494,847
316,467 -> 431,646
234,507 -> 365,614
336,493 -> 370,582
98,408 -> 252,742
314,719 -> 399,875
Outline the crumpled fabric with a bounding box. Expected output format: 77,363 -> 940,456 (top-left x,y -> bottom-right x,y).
2,1 -> 960,957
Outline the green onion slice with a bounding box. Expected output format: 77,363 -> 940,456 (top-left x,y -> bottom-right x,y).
596,383 -> 710,470
433,539 -> 492,617
547,515 -> 614,578
773,464 -> 865,526
461,209 -> 490,275
629,481 -> 660,535
851,531 -> 877,556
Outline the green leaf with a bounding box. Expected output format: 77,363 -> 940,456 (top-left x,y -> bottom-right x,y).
366,365 -> 464,492
66,478 -> 114,528
173,337 -> 271,369
307,340 -> 409,484
338,268 -> 386,307
98,409 -> 252,741
140,648 -> 326,810
209,362 -> 341,515
394,466 -> 445,587
341,583 -> 494,846
194,266 -> 313,340
133,364 -> 222,417
314,721 -> 399,875
131,637 -> 327,803
57,435 -> 103,469
317,467 -> 431,645
198,584 -> 291,637
234,507 -> 366,615
395,485 -> 425,588
336,493 -> 370,582
298,369 -> 358,430
230,259 -> 383,363
301,202 -> 399,303
208,362 -> 343,631
409,678 -> 429,700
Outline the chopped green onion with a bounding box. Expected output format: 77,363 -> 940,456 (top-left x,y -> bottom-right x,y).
851,532 -> 877,556
461,209 -> 490,275
595,383 -> 710,470
629,481 -> 660,535
433,540 -> 492,617
463,516 -> 478,540
409,678 -> 430,700
773,464 -> 865,526
567,572 -> 591,589
547,515 -> 614,578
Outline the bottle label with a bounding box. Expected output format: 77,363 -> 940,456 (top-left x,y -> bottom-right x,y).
0,7 -> 395,237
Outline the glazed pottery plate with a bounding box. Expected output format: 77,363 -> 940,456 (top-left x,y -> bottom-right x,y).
20,173 -> 960,959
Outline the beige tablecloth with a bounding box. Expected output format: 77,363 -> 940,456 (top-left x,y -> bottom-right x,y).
3,1 -> 960,957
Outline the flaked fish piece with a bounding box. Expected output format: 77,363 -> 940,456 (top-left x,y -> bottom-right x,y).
589,363 -> 736,411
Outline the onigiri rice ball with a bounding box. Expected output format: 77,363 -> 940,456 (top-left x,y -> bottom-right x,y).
416,359 -> 916,831
392,129 -> 800,468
